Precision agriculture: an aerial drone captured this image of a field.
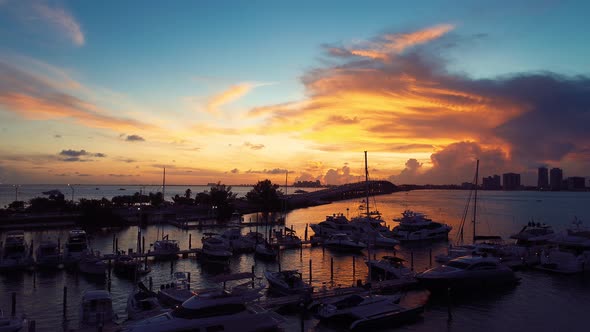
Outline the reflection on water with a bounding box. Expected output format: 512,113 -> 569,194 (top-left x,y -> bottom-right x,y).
0,190 -> 589,331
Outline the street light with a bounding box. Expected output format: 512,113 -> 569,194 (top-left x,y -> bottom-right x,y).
68,184 -> 75,202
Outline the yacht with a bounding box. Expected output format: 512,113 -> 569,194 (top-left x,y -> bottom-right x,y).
416,255 -> 517,291
265,270 -> 313,296
392,210 -> 452,241
63,229 -> 90,265
365,256 -> 414,280
503,221 -> 556,266
152,235 -> 180,260
79,290 -> 118,330
435,236 -> 505,264
219,228 -> 256,253
274,228 -> 302,249
200,234 -> 232,265
347,221 -> 399,248
158,271 -> 194,307
323,233 -> 366,251
316,293 -> 423,330
114,254 -> 151,280
35,240 -> 62,269
127,282 -> 166,321
0,230 -> 33,271
123,280 -> 283,332
78,250 -> 106,277
310,214 -> 353,238
538,222 -> 590,274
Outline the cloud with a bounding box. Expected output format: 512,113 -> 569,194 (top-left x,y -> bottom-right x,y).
230,168 -> 239,174
250,25 -> 590,180
206,83 -> 258,113
32,1 -> 85,46
246,168 -> 288,175
323,165 -> 357,186
54,134 -> 62,138
243,141 -> 265,150
58,149 -> 105,162
126,134 -> 145,142
60,149 -> 88,157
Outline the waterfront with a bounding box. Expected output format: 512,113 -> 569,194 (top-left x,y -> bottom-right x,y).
1,189 -> 589,331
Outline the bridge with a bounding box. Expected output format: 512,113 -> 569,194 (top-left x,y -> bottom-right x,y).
285,180 -> 397,208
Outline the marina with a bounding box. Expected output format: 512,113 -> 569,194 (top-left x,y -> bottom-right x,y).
0,188 -> 589,331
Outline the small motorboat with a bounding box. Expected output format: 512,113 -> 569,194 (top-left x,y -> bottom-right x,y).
200,234 -> 232,266
79,290 -> 118,330
114,254 -> 151,280
0,230 -> 34,271
264,270 -> 313,297
254,241 -> 277,260
78,251 -> 106,277
392,210 -> 452,241
63,229 -> 90,266
323,233 -> 366,251
127,282 -> 166,321
365,256 -> 414,281
35,240 -> 62,269
157,272 -> 195,307
152,235 -> 180,260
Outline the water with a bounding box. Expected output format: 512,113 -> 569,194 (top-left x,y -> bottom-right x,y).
1,190 -> 590,331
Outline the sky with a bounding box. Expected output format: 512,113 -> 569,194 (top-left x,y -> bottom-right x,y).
1,0 -> 589,186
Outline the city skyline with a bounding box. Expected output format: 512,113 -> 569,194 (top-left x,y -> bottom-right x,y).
1,1 -> 590,186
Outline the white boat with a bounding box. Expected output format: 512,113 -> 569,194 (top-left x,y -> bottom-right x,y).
0,310 -> 23,332
79,290 -> 118,329
503,221 -> 556,266
63,229 -> 90,265
265,270 -> 313,296
122,277 -> 283,332
254,240 -> 277,260
323,233 -> 366,251
35,240 -> 62,269
538,219 -> 590,274
416,255 -> 517,291
78,251 -> 106,276
0,230 -> 33,271
157,271 -> 194,307
152,235 -> 180,260
114,254 -> 151,280
127,281 -> 166,321
365,256 -> 414,280
310,214 -> 353,238
435,236 -> 505,264
347,221 -> 399,247
316,293 -> 423,330
200,234 -> 232,265
219,228 -> 256,252
392,210 -> 452,241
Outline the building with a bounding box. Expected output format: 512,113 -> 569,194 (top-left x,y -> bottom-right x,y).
550,168 -> 563,191
566,177 -> 586,191
482,175 -> 501,190
537,167 -> 549,190
502,173 -> 521,190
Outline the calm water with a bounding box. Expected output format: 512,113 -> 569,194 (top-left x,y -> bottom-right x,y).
1,189 -> 590,331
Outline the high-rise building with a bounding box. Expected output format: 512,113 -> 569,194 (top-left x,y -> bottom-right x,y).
482,175 -> 501,190
550,168 -> 563,191
538,167 -> 549,190
567,177 -> 586,190
502,173 -> 521,190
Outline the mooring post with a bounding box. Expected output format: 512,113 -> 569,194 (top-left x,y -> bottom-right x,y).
142,236 -> 145,254
115,238 -> 118,253
137,229 -> 141,255
28,320 -> 36,332
33,270 -> 36,289
62,286 -> 67,317
11,292 -> 16,317
330,257 -> 334,281
149,276 -> 153,291
112,234 -> 115,253
299,301 -> 305,332
309,259 -> 312,285
411,251 -> 415,271
352,256 -> 356,286
188,233 -> 192,249
429,248 -> 433,268
187,272 -> 191,290
170,260 -> 173,275
304,224 -> 308,242
447,286 -> 453,322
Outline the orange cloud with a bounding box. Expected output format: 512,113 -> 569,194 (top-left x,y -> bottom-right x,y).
206,83 -> 257,113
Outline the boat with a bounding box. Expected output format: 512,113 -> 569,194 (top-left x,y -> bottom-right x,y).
347,221 -> 399,248
254,240 -> 277,260
309,214 -> 353,238
365,256 -> 414,281
200,234 -> 232,265
219,228 -> 256,253
123,275 -> 283,332
0,230 -> 33,271
537,218 -> 590,274
503,220 -> 555,266
323,233 -> 366,251
0,309 -> 23,332
127,281 -> 166,321
264,270 -> 313,297
35,240 -> 62,269
391,210 -> 452,241
152,235 -> 180,260
316,293 -> 423,330
78,251 -> 107,277
274,227 -> 302,249
114,254 -> 151,280
157,271 -> 195,307
416,255 -> 518,291
79,290 -> 118,329
63,229 -> 90,265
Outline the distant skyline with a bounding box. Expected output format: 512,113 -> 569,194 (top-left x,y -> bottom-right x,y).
1,1 -> 590,186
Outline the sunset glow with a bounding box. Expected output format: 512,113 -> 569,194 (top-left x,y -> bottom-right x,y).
1,1 -> 589,186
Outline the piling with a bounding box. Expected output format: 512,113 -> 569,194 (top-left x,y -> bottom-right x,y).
352,256 -> 356,285
429,248 -> 433,268
137,229 -> 141,254
309,259 -> 312,285
187,272 -> 191,290
299,301 -> 305,332
330,257 -> 334,281
149,277 -> 153,291
11,292 -> 16,317
142,236 -> 145,254
411,251 -> 414,271
62,286 -> 67,317
112,234 -> 115,253
251,265 -> 255,287
170,260 -> 174,275
189,233 -> 192,249
447,286 -> 453,322
33,271 -> 36,289
28,320 -> 36,332
304,224 -> 308,241
115,238 -> 119,253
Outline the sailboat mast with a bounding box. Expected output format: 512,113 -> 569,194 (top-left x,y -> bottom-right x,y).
473,159 -> 479,243
364,151 -> 369,217
162,167 -> 166,202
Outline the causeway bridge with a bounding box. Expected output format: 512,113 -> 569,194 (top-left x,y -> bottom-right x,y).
285,180 -> 397,208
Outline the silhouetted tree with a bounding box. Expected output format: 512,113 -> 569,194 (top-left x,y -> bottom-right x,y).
184,188 -> 192,199
149,192 -> 164,207
246,179 -> 283,214
209,183 -> 237,220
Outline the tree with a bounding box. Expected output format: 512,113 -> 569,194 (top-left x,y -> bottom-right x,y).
209,183 -> 237,220
246,179 -> 283,214
184,188 -> 192,199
